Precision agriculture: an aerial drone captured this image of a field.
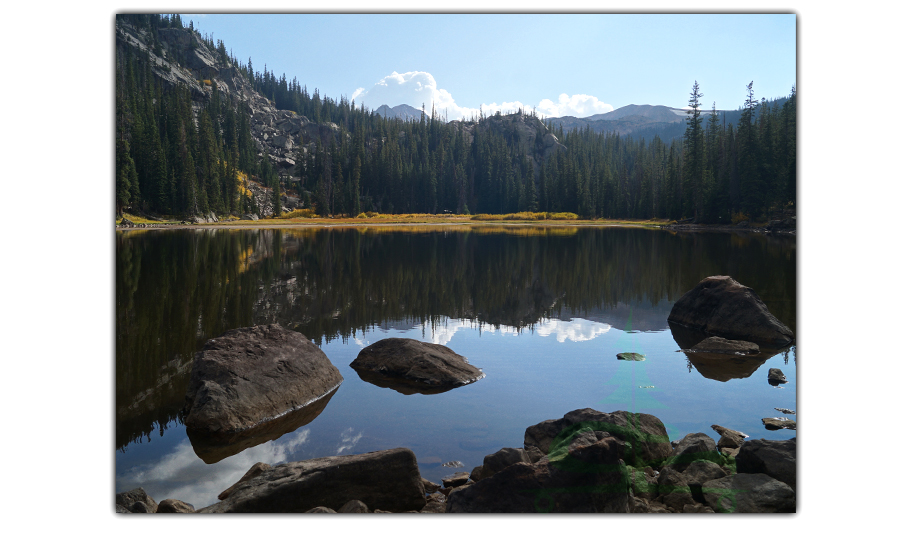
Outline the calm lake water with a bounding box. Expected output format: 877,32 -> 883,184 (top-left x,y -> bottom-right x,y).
115,225 -> 796,508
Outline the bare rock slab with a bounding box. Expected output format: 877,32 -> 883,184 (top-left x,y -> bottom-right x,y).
350,338 -> 483,394
197,448 -> 426,513
183,324 -> 343,449
667,276 -> 794,347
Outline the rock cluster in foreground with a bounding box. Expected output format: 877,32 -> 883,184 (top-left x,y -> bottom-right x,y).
117,408 -> 795,514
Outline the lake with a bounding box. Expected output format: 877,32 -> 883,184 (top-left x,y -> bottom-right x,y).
115,225 -> 796,508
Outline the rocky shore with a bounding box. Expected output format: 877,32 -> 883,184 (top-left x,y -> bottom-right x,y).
116,407 -> 795,514
116,275 -> 795,514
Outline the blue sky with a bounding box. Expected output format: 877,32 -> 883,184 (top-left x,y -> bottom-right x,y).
182,13 -> 796,119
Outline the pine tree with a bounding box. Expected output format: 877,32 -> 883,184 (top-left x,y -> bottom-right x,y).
683,81 -> 705,221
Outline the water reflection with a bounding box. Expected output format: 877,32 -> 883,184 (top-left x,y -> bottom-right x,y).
116,227 -> 795,451
116,428 -> 311,509
186,386 -> 340,464
670,322 -> 792,382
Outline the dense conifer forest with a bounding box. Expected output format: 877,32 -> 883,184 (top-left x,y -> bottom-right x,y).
116,14 -> 795,224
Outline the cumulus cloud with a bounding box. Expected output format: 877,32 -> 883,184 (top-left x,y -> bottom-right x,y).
353,71 -> 613,121
535,94 -> 614,118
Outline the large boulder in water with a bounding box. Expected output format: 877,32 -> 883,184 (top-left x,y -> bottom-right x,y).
350,338 -> 483,394
667,276 -> 794,347
197,448 -> 426,513
184,325 -> 343,442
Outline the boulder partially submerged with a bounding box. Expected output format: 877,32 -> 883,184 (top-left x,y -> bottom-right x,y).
667,276 -> 794,347
197,448 -> 426,513
350,338 -> 483,394
183,325 -> 343,449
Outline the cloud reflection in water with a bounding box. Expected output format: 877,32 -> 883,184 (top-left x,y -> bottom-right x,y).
116,429 -> 310,509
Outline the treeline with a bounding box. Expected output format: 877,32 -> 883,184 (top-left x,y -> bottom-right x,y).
115,14 -> 795,222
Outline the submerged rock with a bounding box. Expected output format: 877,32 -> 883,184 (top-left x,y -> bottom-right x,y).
667,276 -> 794,347
197,448 -> 426,513
680,336 -> 760,355
774,407 -> 796,415
183,325 -> 342,462
616,352 -> 646,361
350,338 -> 483,394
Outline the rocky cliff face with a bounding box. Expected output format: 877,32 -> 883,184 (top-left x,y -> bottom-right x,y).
116,19 -> 340,213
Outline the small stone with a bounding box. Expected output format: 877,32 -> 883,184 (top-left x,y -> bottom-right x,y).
338,500 -> 369,513
762,417 -> 796,430
156,499 -> 195,513
616,352 -> 646,361
768,368 -> 788,384
441,471 -> 470,488
305,506 -> 337,513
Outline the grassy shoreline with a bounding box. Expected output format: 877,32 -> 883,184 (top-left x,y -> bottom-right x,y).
117,212 -> 673,229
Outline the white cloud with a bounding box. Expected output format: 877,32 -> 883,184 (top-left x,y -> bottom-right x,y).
353,71 -> 613,121
336,427 -> 363,454
535,94 -> 614,118
536,318 -> 612,343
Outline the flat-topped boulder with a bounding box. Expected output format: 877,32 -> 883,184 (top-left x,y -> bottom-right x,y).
667,276 -> 794,347
184,324 -> 343,440
197,448 -> 426,513
350,338 -> 483,394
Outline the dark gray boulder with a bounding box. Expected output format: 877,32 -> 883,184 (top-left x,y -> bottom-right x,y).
656,467 -> 694,512
703,473 -> 795,513
480,447 -> 532,480
441,471 -> 470,488
666,432 -> 720,472
736,438 -> 796,490
350,338 -> 483,394
523,409 -> 672,468
682,460 -> 727,501
183,325 -> 343,445
305,506 -> 336,513
667,276 -> 794,347
711,424 -> 748,450
337,500 -> 369,513
768,368 -> 788,384
115,487 -> 158,513
156,499 -> 195,513
119,218 -> 135,227
446,434 -> 633,513
197,448 -> 426,513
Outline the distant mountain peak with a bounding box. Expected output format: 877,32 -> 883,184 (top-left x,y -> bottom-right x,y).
374,104 -> 428,121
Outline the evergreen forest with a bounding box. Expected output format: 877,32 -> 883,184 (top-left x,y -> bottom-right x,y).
116,14 -> 796,224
